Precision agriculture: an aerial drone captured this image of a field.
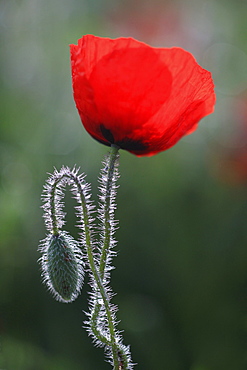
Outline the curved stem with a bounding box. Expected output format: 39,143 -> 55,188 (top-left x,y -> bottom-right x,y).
91,303 -> 111,346
43,160 -> 132,369
50,177 -> 61,235
73,155 -> 120,369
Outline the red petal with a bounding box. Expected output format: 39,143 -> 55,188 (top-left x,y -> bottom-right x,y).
70,35 -> 216,156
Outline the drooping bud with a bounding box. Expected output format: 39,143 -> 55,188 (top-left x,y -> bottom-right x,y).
39,232 -> 84,303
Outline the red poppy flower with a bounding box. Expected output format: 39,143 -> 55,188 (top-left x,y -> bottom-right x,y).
70,35 -> 216,156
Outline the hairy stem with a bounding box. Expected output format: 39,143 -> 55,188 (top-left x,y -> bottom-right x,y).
50,177 -> 61,235
41,156 -> 133,369
97,145 -> 120,368
99,144 -> 119,279
73,150 -> 121,369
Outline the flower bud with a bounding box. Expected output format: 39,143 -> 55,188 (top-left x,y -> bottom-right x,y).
40,232 -> 84,303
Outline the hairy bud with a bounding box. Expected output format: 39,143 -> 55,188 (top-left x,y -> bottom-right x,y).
39,232 -> 84,303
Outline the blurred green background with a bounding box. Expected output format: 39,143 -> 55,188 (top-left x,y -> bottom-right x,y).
1,0 -> 247,369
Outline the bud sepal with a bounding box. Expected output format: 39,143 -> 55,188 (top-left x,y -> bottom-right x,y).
39,231 -> 84,303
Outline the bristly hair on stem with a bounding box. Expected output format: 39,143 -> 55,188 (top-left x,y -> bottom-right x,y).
84,146 -> 134,369
38,146 -> 134,369
39,166 -> 94,303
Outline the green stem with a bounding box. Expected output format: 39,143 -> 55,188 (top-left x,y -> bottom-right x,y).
91,303 -> 111,346
84,211 -> 119,369
99,144 -> 119,279
50,178 -> 60,235
45,165 -> 129,368
74,157 -> 120,369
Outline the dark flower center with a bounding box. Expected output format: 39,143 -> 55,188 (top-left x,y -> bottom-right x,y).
100,124 -> 148,153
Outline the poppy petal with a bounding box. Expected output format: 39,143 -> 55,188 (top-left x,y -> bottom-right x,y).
70,35 -> 216,156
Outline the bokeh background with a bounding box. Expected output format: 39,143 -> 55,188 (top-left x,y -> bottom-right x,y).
1,0 -> 247,369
